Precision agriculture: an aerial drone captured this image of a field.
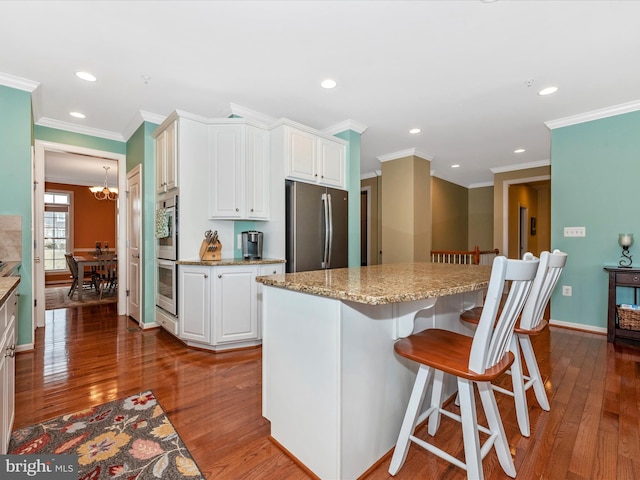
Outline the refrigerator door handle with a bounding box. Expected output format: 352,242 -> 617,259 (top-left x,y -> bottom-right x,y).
321,193 -> 330,268
327,193 -> 333,269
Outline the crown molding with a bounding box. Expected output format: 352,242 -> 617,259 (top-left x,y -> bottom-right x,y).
468,181 -> 495,189
0,71 -> 39,92
122,110 -> 166,141
36,117 -> 125,142
545,99 -> 640,130
323,119 -> 368,136
490,159 -> 550,174
377,148 -> 433,162
360,170 -> 381,180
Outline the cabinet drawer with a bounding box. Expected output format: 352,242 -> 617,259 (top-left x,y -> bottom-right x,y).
616,272 -> 640,285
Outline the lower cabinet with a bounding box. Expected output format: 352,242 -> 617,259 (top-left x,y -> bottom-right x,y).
178,263 -> 284,351
1,288 -> 18,454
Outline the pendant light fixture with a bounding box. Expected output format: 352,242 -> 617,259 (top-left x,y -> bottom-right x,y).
90,166 -> 118,201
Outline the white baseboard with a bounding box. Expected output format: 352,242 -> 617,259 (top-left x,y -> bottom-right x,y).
549,319 -> 607,335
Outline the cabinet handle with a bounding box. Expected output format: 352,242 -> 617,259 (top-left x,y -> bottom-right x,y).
218,274 -> 222,279
204,274 -> 208,279
634,276 -> 639,282
314,173 -> 318,177
236,208 -> 239,212
273,270 -> 277,274
250,208 -> 254,212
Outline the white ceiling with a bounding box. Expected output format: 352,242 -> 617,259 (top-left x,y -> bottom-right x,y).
2,1 -> 640,187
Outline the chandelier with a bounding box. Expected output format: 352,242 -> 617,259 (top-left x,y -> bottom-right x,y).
89,166 -> 118,201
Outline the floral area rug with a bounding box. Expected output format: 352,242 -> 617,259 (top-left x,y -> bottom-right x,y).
8,391 -> 205,480
46,285 -> 117,310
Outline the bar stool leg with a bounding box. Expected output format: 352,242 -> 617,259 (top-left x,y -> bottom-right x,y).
509,335 -> 530,437
389,365 -> 432,475
477,381 -> 516,478
458,378 -> 483,480
428,369 -> 446,436
519,334 -> 550,411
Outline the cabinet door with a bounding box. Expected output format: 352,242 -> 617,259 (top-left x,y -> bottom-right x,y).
317,137 -> 346,189
164,120 -> 178,191
246,126 -> 270,220
286,127 -> 317,183
210,125 -> 244,219
155,129 -> 167,194
213,266 -> 258,344
179,266 -> 211,344
0,300 -> 6,455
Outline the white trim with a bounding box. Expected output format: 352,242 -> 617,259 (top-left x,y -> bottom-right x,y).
323,119 -> 368,136
501,174 -> 550,258
545,99 -> 640,130
490,159 -> 550,174
15,343 -> 34,353
469,181 -> 494,189
0,71 -> 40,92
549,319 -> 607,335
36,117 -> 125,142
360,171 -> 380,180
377,148 -> 433,162
122,110 -> 166,141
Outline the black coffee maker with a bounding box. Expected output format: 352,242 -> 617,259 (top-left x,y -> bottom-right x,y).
242,231 -> 263,259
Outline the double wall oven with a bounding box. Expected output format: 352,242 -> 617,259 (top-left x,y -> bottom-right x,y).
156,195 -> 178,316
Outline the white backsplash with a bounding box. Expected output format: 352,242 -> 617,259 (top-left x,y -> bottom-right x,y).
0,215 -> 22,261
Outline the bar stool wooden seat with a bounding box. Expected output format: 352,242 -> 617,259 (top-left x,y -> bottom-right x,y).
389,255 -> 539,480
460,249 -> 567,437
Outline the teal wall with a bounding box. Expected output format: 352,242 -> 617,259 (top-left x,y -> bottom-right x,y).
0,85 -> 33,347
335,129 -> 361,268
34,125 -> 126,154
550,110 -> 640,329
126,122 -> 159,325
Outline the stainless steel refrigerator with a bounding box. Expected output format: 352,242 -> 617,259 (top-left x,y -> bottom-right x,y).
285,180 -> 349,273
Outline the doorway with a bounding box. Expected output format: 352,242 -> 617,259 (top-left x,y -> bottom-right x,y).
34,140 -> 127,329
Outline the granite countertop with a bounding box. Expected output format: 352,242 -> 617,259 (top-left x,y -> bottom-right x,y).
0,276 -> 20,305
177,257 -> 286,266
255,262 -> 492,305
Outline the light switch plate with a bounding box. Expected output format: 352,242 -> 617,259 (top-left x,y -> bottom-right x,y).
564,227 -> 586,237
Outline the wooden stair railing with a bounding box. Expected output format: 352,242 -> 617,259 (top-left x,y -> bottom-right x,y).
430,246 -> 500,265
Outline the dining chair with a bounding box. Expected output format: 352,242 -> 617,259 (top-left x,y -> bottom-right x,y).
389,255 -> 539,480
459,249 -> 567,437
65,253 -> 95,298
95,254 -> 117,299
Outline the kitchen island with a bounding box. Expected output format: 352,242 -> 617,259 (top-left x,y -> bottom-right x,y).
256,262 -> 492,480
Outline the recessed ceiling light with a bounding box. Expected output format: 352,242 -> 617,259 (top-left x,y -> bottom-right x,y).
321,79 -> 337,89
538,86 -> 558,96
409,128 -> 421,134
451,164 -> 460,168
70,111 -> 86,119
514,148 -> 526,154
75,71 -> 96,82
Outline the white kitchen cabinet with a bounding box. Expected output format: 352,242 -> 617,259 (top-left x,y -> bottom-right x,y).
178,262 -> 283,351
209,123 -> 270,220
212,265 -> 258,344
282,124 -> 347,190
179,265 -> 211,344
0,287 -> 18,455
257,263 -> 285,338
155,119 -> 178,194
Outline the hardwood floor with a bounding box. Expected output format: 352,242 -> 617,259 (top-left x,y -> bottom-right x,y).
13,304 -> 640,479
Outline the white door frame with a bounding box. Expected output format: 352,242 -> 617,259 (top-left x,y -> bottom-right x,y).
501,174 -> 550,258
34,140 -> 127,328
126,164 -> 142,324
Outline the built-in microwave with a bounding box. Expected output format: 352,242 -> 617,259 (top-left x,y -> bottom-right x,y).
157,195 -> 178,260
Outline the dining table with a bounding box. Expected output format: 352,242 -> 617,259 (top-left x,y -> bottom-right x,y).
256,262 -> 493,479
73,254 -> 117,301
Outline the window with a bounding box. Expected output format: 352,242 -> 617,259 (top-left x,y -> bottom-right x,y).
44,191 -> 72,272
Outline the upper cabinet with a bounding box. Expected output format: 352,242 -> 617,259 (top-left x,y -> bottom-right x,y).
155,119 -> 178,194
209,122 -> 270,220
279,124 -> 347,190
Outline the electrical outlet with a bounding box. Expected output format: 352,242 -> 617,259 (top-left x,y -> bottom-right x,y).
562,285 -> 572,296
237,234 -> 242,249
564,227 -> 586,237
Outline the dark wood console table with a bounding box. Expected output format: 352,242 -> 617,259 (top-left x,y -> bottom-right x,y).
604,266 -> 640,343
